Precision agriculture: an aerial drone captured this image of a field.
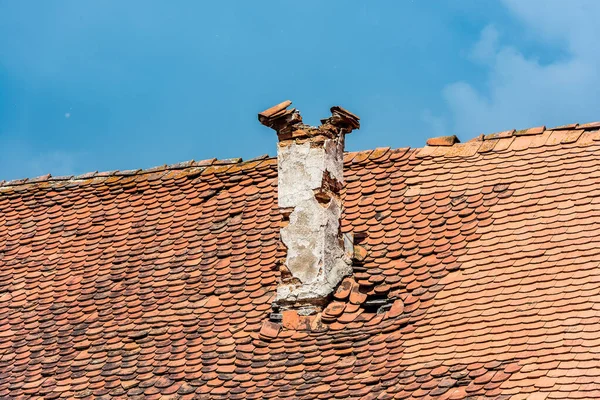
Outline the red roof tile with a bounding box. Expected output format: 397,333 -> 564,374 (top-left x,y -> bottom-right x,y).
2,123 -> 600,398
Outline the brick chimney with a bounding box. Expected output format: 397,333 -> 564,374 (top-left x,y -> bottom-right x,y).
258,100 -> 360,313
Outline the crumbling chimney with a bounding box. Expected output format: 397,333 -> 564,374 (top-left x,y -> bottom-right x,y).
258,100 -> 360,314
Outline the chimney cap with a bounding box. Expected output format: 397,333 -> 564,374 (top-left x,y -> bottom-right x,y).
326,106 -> 360,131
258,100 -> 302,134
258,100 -> 292,119
258,100 -> 360,134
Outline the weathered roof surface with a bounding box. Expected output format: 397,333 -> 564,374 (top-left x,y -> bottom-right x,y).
2,123 -> 600,399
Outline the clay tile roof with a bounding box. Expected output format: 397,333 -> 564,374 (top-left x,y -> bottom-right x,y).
2,121 -> 600,399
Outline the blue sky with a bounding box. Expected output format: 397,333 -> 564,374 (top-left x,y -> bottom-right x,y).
1,1 -> 600,181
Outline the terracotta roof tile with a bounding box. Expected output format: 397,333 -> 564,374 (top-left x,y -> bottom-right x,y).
1,121 -> 600,398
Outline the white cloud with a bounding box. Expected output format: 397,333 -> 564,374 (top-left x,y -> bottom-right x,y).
434,0 -> 600,139
469,25 -> 499,65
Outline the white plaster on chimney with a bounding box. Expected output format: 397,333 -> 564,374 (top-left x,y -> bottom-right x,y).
277,135 -> 344,208
275,135 -> 352,305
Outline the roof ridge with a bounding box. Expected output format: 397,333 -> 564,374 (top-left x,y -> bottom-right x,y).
3,120 -> 599,188
0,154 -> 272,189
0,147 -> 409,190
418,121 -> 600,158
